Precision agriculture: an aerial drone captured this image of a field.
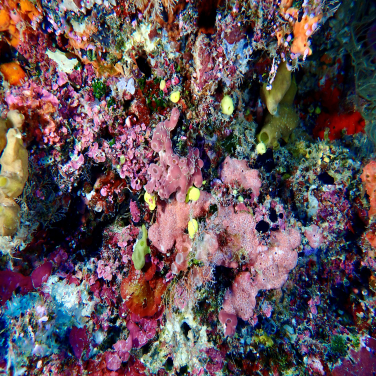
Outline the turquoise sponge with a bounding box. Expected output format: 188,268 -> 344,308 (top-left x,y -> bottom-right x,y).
132,225 -> 151,270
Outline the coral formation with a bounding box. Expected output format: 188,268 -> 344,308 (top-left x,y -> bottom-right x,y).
0,1 -> 376,375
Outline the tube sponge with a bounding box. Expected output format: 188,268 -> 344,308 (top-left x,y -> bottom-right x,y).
0,112 -> 28,237
132,225 -> 151,270
0,120 -> 7,155
260,61 -> 292,115
0,110 -> 24,155
257,105 -> 299,148
0,128 -> 28,198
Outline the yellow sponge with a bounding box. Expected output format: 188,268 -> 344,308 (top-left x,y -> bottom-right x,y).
6,110 -> 24,129
0,128 -> 28,198
221,95 -> 234,115
261,61 -> 292,115
257,105 -> 299,148
0,195 -> 20,236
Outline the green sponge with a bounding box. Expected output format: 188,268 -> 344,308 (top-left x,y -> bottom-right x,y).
132,224 -> 151,270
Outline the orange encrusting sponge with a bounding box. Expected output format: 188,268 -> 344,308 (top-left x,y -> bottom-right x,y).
361,161 -> 376,218
0,9 -> 11,31
0,0 -> 41,48
0,61 -> 27,86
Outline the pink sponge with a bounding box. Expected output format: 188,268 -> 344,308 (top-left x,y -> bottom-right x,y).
221,227 -> 300,324
146,108 -> 204,202
305,224 -> 324,248
196,204 -> 300,334
218,310 -> 238,337
219,156 -> 262,197
222,272 -> 258,322
149,191 -> 212,253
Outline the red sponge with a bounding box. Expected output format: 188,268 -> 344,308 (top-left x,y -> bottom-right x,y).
313,111 -> 365,140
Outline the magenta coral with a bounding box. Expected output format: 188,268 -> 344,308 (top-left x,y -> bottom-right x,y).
146,108 -> 204,202
31,261 -> 53,288
130,200 -> 141,223
69,326 -> 90,359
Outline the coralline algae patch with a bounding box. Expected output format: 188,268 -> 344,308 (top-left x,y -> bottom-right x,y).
0,0 -> 376,375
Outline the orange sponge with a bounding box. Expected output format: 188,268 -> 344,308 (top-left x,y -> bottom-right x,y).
361,161 -> 376,217
0,61 -> 27,86
0,9 -> 10,31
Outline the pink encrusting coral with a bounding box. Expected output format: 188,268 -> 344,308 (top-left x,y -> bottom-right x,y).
5,81 -> 61,145
145,108 -> 204,202
219,156 -> 262,197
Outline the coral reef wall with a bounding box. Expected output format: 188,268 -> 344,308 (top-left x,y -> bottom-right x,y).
1,0 -> 376,375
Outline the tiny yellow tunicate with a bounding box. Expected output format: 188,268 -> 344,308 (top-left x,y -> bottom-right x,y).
256,142 -> 267,155
188,219 -> 198,239
185,186 -> 201,202
160,79 -> 166,90
144,191 -> 156,211
221,95 -> 234,115
170,91 -> 180,103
